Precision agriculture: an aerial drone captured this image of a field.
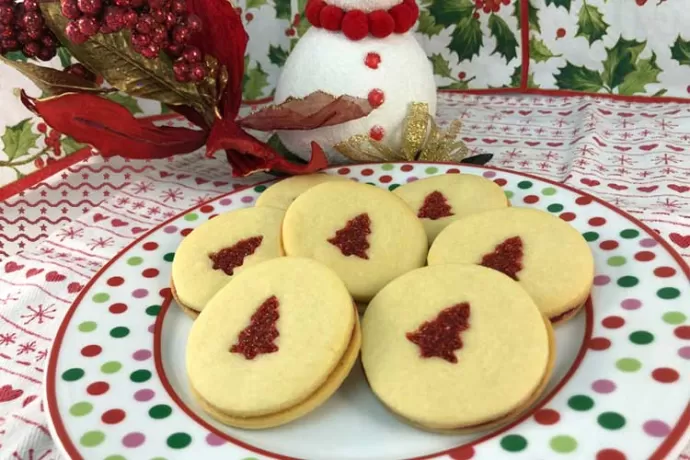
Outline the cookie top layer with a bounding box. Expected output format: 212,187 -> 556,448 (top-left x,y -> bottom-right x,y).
362,264 -> 549,429
256,173 -> 349,210
393,174 -> 509,243
186,257 -> 355,418
171,207 -> 284,312
282,181 -> 428,302
428,207 -> 594,319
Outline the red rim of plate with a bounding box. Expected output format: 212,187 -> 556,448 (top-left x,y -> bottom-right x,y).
45,163 -> 690,460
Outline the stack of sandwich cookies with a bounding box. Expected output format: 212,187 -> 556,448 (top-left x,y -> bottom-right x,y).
171,207 -> 285,319
282,180 -> 428,302
255,173 -> 348,210
428,207 -> 594,324
361,265 -> 554,431
393,174 -> 509,244
186,257 -> 361,429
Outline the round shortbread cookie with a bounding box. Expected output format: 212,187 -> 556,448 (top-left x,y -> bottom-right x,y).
171,207 -> 284,313
255,173 -> 349,210
428,207 -> 594,322
393,174 -> 509,243
186,257 -> 358,427
362,264 -> 551,430
282,181 -> 428,302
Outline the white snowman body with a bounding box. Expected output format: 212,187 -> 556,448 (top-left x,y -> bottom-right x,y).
274,1 -> 437,165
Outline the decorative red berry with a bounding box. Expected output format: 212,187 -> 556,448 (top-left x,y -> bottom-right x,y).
37,122 -> 47,133
124,9 -> 138,27
60,0 -> 81,19
342,9 -> 368,40
245,12 -> 253,21
171,0 -> 186,14
285,28 -> 295,36
172,24 -> 190,43
458,71 -> 466,79
189,62 -> 205,81
77,0 -> 102,16
182,45 -> 201,62
22,40 -> 40,56
141,42 -> 160,58
367,88 -> 384,108
364,51 -> 381,69
293,13 -> 300,26
556,27 -> 566,38
77,16 -> 99,36
173,59 -> 189,80
187,14 -> 201,32
34,157 -> 44,168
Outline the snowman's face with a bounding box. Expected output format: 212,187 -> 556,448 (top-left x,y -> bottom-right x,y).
326,0 -> 402,12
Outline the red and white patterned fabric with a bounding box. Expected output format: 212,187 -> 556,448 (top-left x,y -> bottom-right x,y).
0,92 -> 689,459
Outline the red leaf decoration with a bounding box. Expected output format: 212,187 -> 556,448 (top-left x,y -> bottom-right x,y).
21,91 -> 206,159
238,91 -> 374,131
187,0 -> 248,119
206,116 -> 328,177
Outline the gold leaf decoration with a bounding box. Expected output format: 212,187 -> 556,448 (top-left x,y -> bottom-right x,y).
0,56 -> 107,96
41,2 -> 215,124
334,102 -> 469,164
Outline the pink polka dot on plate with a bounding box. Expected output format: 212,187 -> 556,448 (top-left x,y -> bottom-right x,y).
122,432 -> 146,448
640,238 -> 657,248
483,171 -> 496,178
241,196 -> 254,203
133,349 -> 152,361
219,198 -> 232,206
132,289 -> 148,299
621,298 -> 642,310
134,389 -> 154,402
643,420 -> 671,437
678,346 -> 690,360
163,225 -> 178,234
591,379 -> 616,394
593,275 -> 611,286
407,177 -> 418,183
206,432 -> 227,446
148,323 -> 155,333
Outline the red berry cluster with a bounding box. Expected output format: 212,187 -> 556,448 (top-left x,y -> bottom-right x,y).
0,0 -> 59,61
474,0 -> 510,14
60,0 -> 206,81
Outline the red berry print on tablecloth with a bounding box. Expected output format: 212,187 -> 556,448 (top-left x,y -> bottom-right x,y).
328,213 -> 372,260
406,303 -> 471,364
208,236 -> 263,276
480,236 -> 524,281
534,408 -> 561,425
418,191 -> 454,220
651,367 -> 679,383
230,296 -> 280,360
365,52 -> 381,69
368,89 -> 385,108
556,27 -> 566,38
369,125 -> 385,141
602,316 -> 625,329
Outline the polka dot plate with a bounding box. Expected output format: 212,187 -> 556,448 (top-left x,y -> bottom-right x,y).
46,163 -> 690,460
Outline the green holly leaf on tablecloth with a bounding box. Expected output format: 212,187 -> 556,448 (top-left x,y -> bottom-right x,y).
269,45 -> 289,67
417,9 -> 444,37
545,0 -> 571,11
429,53 -> 452,78
57,47 -> 72,68
489,14 -> 518,63
576,3 -> 608,45
618,53 -> 661,95
510,65 -> 538,88
671,36 -> 690,65
243,63 -> 270,100
274,0 -> 290,19
513,0 -> 540,33
105,93 -> 143,115
247,0 -> 267,9
61,136 -> 88,155
530,37 -> 560,63
554,62 -> 603,92
1,119 -> 40,161
449,16 -> 482,62
441,81 -> 470,90
428,0 -> 474,27
602,37 -> 646,90
4,51 -> 27,62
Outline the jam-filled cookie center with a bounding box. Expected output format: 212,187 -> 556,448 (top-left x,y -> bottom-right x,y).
209,236 -> 264,275
406,303 -> 471,364
417,191 -> 454,220
230,295 -> 280,360
327,213 -> 372,260
480,236 -> 524,281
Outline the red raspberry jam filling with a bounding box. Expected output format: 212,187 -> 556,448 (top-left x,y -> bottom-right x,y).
328,213 -> 371,260
480,236 -> 524,281
208,236 -> 263,275
406,303 -> 471,364
230,295 -> 280,360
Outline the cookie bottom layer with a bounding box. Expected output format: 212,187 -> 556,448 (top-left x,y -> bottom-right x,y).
549,299 -> 587,325
171,279 -> 200,320
189,311 -> 362,429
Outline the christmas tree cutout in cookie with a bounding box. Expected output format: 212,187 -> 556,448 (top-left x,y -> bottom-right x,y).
480,236 -> 524,281
406,303 -> 471,364
230,295 -> 280,360
209,236 -> 263,276
327,213 -> 372,259
417,191 -> 454,220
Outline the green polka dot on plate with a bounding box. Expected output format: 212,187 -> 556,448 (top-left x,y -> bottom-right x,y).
425,167 -> 438,174
568,395 -> 594,411
69,402 -> 93,416
542,187 -> 557,196
146,305 -> 161,316
105,456 -> 126,460
550,435 -> 577,453
184,213 -> 198,221
657,287 -> 680,299
164,252 -> 175,262
620,229 -> 640,239
101,361 -> 122,374
582,231 -> 599,242
517,181 -> 533,189
500,434 -> 527,452
616,358 -> 642,372
381,164 -> 394,171
92,293 -> 109,303
127,256 -> 143,266
167,432 -> 192,449
149,404 -> 173,419
629,330 -> 654,345
547,204 -> 564,213
62,368 -> 85,381
607,256 -> 626,267
254,185 -> 267,192
388,184 -> 400,191
110,326 -> 130,338
617,276 -> 639,287
78,321 -> 97,332
598,412 -> 626,430
663,311 -> 686,324
505,191 -> 514,199
130,369 -> 152,383
80,430 -> 105,447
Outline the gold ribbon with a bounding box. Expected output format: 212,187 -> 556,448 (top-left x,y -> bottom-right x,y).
334,102 -> 469,163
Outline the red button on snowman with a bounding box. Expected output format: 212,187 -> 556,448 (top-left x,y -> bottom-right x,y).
274,0 -> 437,164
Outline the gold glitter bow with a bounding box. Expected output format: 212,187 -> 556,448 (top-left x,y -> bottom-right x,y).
334,102 -> 469,163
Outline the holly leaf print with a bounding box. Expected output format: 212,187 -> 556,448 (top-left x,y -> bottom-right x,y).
449,16 -> 483,62
269,45 -> 289,67
417,9 -> 444,37
429,53 -> 452,78
105,92 -> 143,115
576,3 -> 608,45
602,37 -> 646,90
545,0 -> 570,11
554,62 -> 603,92
527,0 -> 540,32
428,0 -> 474,27
510,65 -> 538,88
530,38 -> 561,63
243,63 -> 270,100
61,136 -> 88,155
1,119 -> 40,161
618,53 -> 661,95
671,36 -> 690,66
274,0 -> 290,19
441,81 -> 470,90
247,0 -> 267,9
488,14 -> 518,63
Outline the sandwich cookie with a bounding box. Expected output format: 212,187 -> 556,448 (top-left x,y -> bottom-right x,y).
361,264 -> 554,431
428,207 -> 594,324
186,257 -> 360,429
255,173 -> 349,210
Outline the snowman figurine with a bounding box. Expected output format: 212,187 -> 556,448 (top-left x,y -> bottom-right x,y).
274,0 -> 437,164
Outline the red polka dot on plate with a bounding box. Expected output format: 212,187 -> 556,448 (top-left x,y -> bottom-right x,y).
589,217 -> 606,226
337,167 -> 350,175
142,268 -> 159,278
143,242 -> 158,251
379,175 -> 392,183
102,408 -> 126,424
589,337 -> 611,350
447,168 -> 461,174
652,367 -> 679,383
109,303 -> 127,314
599,240 -> 619,250
180,228 -> 193,236
361,168 -> 374,176
534,408 -> 560,425
654,266 -> 676,278
523,195 -> 539,204
159,287 -> 172,299
448,445 -> 475,460
602,316 -> 625,329
494,178 -> 507,187
400,164 -> 413,172
87,381 -> 110,396
634,251 -> 655,262
107,276 -> 124,287
675,326 -> 690,340
200,205 -> 214,213
596,448 -> 627,460
576,196 -> 593,205
81,345 -> 102,357
559,212 -> 576,222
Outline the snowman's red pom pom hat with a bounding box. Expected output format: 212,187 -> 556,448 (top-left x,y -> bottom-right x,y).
320,5 -> 345,30
368,10 -> 394,38
389,2 -> 416,34
306,0 -> 325,27
342,10 -> 369,40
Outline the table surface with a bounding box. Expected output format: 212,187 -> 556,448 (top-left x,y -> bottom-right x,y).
0,92 -> 689,459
